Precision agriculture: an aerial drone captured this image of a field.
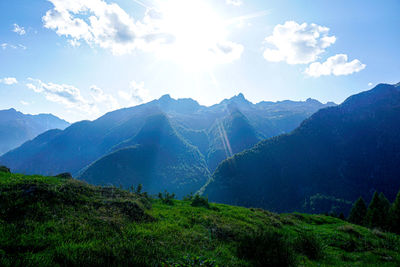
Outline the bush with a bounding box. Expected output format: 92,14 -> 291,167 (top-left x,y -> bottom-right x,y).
237,229 -> 296,267
0,166 -> 10,173
183,192 -> 194,201
158,190 -> 175,205
55,172 -> 72,179
294,229 -> 325,260
191,195 -> 210,209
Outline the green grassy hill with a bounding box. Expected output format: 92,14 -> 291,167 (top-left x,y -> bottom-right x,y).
1,172 -> 399,266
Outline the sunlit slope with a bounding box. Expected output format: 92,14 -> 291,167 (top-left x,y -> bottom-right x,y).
79,114 -> 210,197
1,171 -> 399,266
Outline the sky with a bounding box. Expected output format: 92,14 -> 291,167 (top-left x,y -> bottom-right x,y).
0,0 -> 399,122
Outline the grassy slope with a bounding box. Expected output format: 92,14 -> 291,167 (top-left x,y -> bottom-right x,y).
0,172 -> 399,267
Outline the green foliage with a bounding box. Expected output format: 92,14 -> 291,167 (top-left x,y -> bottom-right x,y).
237,228 -> 296,267
136,183 -> 143,194
0,166 -> 10,173
294,229 -> 325,260
183,192 -> 194,201
303,194 -> 352,216
163,254 -> 217,267
1,173 -> 400,266
190,195 -> 210,209
389,190 -> 400,234
158,190 -> 176,205
348,197 -> 367,226
366,192 -> 391,230
55,172 -> 72,179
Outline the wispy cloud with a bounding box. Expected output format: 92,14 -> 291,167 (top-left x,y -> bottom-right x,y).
25,78 -> 122,117
90,85 -> 120,110
118,80 -> 151,106
1,43 -> 27,50
13,23 -> 26,35
0,77 -> 18,85
226,0 -> 242,6
305,54 -> 366,77
26,78 -> 95,113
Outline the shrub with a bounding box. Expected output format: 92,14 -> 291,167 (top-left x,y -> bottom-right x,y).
191,195 -> 210,209
183,192 -> 194,201
158,190 -> 175,205
294,229 -> 325,260
237,229 -> 296,267
55,172 -> 72,179
0,166 -> 10,173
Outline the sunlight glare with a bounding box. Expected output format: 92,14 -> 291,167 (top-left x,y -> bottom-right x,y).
154,0 -> 232,70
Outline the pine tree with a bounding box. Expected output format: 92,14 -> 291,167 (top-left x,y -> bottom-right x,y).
379,192 -> 391,229
366,191 -> 390,229
389,189 -> 400,234
348,197 -> 367,226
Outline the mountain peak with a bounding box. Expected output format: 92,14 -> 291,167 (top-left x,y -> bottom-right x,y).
306,98 -> 321,104
159,94 -> 172,101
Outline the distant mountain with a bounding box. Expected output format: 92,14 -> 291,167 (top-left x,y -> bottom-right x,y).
207,107 -> 261,171
0,108 -> 69,155
204,83 -> 400,214
0,94 -> 334,193
79,114 -> 210,197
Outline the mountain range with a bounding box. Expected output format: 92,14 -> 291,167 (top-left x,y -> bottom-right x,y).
0,108 -> 69,155
0,94 -> 334,196
204,83 -> 400,215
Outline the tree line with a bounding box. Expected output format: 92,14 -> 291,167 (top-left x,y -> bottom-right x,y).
348,190 -> 400,233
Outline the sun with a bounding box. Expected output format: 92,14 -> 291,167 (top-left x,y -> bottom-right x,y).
152,0 -> 235,70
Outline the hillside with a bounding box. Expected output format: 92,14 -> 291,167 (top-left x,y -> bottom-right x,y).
207,107 -> 261,171
79,114 -> 210,198
0,94 -> 333,178
205,83 -> 400,214
0,108 -> 69,155
1,171 -> 399,266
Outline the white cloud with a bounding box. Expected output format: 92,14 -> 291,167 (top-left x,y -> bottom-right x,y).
26,78 -> 97,114
368,82 -> 373,87
118,80 -> 151,106
208,41 -> 244,64
90,85 -> 120,110
20,100 -> 29,106
305,54 -> 366,77
42,0 -> 243,65
0,77 -> 18,85
263,21 -> 336,64
1,43 -> 27,50
13,23 -> 26,35
42,0 -> 173,55
226,0 -> 243,6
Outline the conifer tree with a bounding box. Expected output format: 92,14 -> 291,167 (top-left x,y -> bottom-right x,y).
379,192 -> 391,229
348,197 -> 367,226
389,189 -> 400,234
366,192 -> 390,229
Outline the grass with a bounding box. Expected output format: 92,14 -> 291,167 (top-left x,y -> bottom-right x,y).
0,171 -> 400,266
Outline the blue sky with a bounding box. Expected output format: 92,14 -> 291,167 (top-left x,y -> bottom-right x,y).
0,0 -> 399,122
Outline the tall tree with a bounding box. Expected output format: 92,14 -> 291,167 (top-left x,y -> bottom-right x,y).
348,197 -> 367,226
366,192 -> 390,229
389,189 -> 400,234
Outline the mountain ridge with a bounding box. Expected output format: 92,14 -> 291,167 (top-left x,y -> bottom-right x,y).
204,83 -> 400,214
0,108 -> 69,155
